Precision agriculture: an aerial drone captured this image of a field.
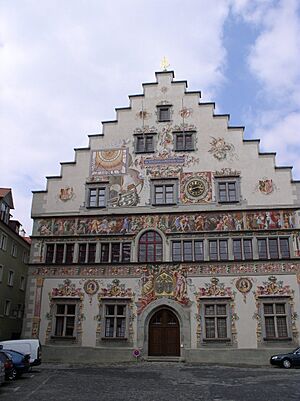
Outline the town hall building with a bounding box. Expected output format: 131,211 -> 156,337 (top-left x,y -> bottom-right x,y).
23,70 -> 300,363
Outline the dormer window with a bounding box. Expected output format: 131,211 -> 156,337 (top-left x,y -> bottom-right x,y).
134,134 -> 155,153
157,105 -> 171,122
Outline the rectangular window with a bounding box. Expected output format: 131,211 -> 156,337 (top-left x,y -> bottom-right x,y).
217,180 -> 239,203
111,243 -> 121,263
233,239 -> 242,260
269,238 -> 279,259
54,303 -> 76,337
17,304 -> 23,319
219,240 -> 228,261
152,181 -> 177,205
88,187 -> 106,207
209,240 -> 218,261
257,239 -> 268,259
65,244 -> 74,264
7,270 -> 14,287
204,303 -> 229,340
11,243 -> 18,257
243,239 -> 253,260
78,244 -> 87,263
20,276 -> 25,291
55,244 -> 64,264
104,304 -> 127,338
87,243 -> 96,263
22,251 -> 29,264
121,243 -> 131,262
100,243 -> 109,263
171,240 -> 204,262
0,265 -> 3,282
174,132 -> 194,151
0,234 -> 7,251
4,300 -> 11,316
135,135 -> 154,153
263,301 -> 289,339
280,238 -> 290,258
158,106 -> 171,122
46,244 -> 54,263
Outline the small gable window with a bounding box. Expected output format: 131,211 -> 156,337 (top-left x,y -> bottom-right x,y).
174,132 -> 195,151
157,105 -> 171,122
135,134 -> 155,153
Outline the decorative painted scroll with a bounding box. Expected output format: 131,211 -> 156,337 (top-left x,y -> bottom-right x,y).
58,187 -> 74,202
51,279 -> 84,298
209,137 -> 237,161
197,277 -> 233,298
255,276 -> 293,297
98,279 -> 133,299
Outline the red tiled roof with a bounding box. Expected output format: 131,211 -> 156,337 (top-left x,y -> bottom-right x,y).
0,188 -> 11,199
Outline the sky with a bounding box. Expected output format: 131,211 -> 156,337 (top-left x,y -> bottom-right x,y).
0,0 -> 300,235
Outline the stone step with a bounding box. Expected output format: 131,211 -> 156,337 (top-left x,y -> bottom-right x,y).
145,356 -> 184,363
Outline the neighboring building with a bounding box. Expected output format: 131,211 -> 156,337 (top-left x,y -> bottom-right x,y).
23,71 -> 300,363
0,188 -> 30,340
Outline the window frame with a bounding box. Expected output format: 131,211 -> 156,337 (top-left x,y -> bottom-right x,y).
257,237 -> 291,260
134,133 -> 155,154
0,264 -> 3,282
4,299 -> 11,316
259,297 -> 292,341
173,131 -> 195,152
233,238 -> 253,261
0,233 -> 7,251
99,242 -> 131,263
138,231 -> 163,263
171,239 -> 204,262
200,299 -> 232,343
151,179 -> 178,206
101,300 -> 129,340
86,185 -> 108,208
7,270 -> 14,287
208,239 -> 229,261
20,276 -> 25,291
215,177 -> 240,204
157,105 -> 172,122
11,242 -> 18,258
52,300 -> 78,339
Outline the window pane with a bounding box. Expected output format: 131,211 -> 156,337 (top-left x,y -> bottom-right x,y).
185,134 -> 193,150
46,244 -> 54,263
172,241 -> 182,262
219,240 -> 228,260
100,243 -> 109,263
205,318 -> 215,338
111,243 -> 121,263
136,136 -> 144,152
205,305 -> 215,316
228,183 -> 237,201
105,318 -> 114,337
165,185 -> 174,203
65,317 -> 75,336
217,318 -> 227,338
264,304 -> 274,315
280,238 -> 290,258
216,304 -> 226,315
159,107 -> 170,121
277,317 -> 288,337
78,244 -> 87,263
65,244 -> 74,264
243,239 -> 253,260
117,305 -> 125,316
122,243 -> 131,262
106,305 -> 115,315
275,303 -> 285,314
98,188 -> 106,207
265,316 -> 276,337
89,189 -> 97,207
258,239 -> 267,259
57,304 -> 65,314
209,241 -> 218,261
183,241 -> 193,261
176,134 -> 184,150
55,244 -> 64,264
67,305 -> 76,315
194,241 -> 204,261
233,239 -> 242,260
269,239 -> 279,259
145,136 -> 154,152
88,243 -> 96,263
55,316 -> 64,336
116,318 -> 126,337
154,186 -> 164,204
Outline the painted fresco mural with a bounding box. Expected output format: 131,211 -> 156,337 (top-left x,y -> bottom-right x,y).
91,149 -> 128,176
137,265 -> 190,314
209,137 -> 237,161
35,210 -> 296,236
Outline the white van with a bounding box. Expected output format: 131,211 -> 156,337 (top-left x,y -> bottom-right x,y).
0,339 -> 41,366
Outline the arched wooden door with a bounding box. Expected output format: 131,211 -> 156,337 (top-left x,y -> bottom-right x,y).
148,308 -> 180,356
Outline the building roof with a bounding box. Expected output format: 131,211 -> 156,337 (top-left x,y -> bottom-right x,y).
0,187 -> 14,209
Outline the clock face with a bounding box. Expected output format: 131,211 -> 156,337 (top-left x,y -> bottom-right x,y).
186,178 -> 208,199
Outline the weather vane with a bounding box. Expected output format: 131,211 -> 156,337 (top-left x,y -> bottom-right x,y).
160,56 -> 170,71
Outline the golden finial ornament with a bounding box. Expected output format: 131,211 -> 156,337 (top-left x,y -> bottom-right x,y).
160,56 -> 170,71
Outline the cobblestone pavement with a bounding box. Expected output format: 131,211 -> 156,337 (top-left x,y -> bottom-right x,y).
0,362 -> 299,401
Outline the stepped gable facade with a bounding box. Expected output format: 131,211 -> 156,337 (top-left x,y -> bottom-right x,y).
23,71 -> 300,362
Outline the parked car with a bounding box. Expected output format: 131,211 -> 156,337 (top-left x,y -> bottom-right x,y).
0,350 -> 15,380
0,339 -> 42,366
0,360 -> 5,386
270,347 -> 300,369
2,349 -> 30,378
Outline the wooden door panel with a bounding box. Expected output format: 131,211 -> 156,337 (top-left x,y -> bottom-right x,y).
149,309 -> 180,356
